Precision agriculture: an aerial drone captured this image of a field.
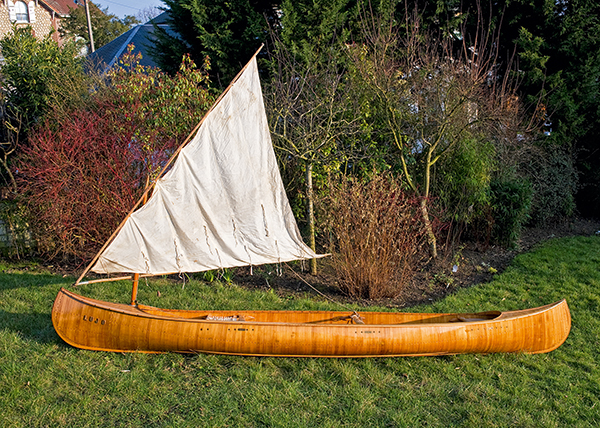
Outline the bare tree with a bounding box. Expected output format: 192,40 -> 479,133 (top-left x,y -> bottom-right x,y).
137,6 -> 161,23
265,41 -> 362,274
348,5 -> 529,258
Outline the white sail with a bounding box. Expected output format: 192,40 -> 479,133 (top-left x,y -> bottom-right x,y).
92,57 -> 320,274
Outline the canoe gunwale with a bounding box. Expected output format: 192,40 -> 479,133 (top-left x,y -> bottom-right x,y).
55,287 -> 565,327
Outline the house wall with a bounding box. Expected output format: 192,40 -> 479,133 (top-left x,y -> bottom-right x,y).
0,1 -> 64,44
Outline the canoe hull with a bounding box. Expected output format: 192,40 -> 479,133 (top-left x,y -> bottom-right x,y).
52,288 -> 571,357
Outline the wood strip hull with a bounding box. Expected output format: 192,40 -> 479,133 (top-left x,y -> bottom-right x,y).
52,288 -> 571,357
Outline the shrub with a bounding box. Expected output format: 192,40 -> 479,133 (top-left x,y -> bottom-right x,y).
16,50 -> 213,261
490,176 -> 533,248
0,27 -> 84,130
526,145 -> 577,226
321,174 -> 428,299
0,27 -> 92,192
18,103 -> 139,259
434,137 -> 495,225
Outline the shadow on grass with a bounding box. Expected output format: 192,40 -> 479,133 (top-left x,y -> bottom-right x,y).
0,271 -> 72,292
0,309 -> 61,345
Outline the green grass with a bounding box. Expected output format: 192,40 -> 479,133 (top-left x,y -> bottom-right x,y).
1,236 -> 599,427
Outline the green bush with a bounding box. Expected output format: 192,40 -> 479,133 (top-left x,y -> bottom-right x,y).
490,177 -> 533,248
0,200 -> 35,258
526,145 -> 577,226
434,137 -> 495,224
0,27 -> 84,130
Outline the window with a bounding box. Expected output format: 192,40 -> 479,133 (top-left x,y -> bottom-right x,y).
15,1 -> 29,23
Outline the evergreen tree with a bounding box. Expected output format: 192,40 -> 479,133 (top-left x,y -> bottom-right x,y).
280,0 -> 358,64
461,0 -> 600,217
152,0 -> 278,86
546,0 -> 600,216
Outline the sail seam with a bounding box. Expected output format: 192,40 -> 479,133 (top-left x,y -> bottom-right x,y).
275,239 -> 282,275
174,238 -> 182,274
141,250 -> 150,274
261,205 -> 269,237
232,218 -> 239,246
215,248 -> 223,271
204,226 -> 213,255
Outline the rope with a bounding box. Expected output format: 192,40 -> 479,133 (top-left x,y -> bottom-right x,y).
283,262 -> 364,324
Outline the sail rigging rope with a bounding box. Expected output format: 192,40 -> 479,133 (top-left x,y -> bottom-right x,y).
283,262 -> 364,324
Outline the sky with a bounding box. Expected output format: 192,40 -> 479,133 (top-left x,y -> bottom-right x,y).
96,0 -> 163,20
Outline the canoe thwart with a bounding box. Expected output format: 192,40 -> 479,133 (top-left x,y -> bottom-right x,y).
307,313 -> 365,324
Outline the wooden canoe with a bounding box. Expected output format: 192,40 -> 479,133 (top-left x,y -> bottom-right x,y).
52,288 -> 571,357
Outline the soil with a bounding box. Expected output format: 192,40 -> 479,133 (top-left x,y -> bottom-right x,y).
231,218 -> 600,309
43,218 -> 600,309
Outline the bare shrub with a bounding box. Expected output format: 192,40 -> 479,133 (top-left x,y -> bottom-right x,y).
321,174 -> 428,299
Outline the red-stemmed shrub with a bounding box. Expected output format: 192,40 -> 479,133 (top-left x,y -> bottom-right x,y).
17,48 -> 213,261
18,102 -> 137,259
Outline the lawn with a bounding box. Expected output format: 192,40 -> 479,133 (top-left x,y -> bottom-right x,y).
1,235 -> 599,427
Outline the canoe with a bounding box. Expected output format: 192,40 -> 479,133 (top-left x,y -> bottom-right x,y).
53,49 -> 571,358
52,288 -> 571,357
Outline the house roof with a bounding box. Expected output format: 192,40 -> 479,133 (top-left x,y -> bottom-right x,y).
40,0 -> 79,16
86,11 -> 173,74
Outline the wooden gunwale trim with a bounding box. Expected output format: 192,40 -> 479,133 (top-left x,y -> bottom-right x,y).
55,287 -> 566,327
183,350 -> 459,358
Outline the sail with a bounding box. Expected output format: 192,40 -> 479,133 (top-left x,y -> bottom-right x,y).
92,57 -> 320,274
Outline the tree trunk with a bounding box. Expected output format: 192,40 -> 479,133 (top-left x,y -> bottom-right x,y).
0,156 -> 17,191
420,197 -> 438,259
306,162 -> 317,275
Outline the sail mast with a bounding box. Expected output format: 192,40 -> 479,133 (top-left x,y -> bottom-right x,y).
74,45 -> 265,286
129,175 -> 151,305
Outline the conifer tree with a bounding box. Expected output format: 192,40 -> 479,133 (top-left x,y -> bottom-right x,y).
152,0 -> 277,86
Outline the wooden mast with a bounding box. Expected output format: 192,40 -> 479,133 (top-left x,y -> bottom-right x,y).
130,274 -> 140,306
74,45 -> 265,290
130,176 -> 151,306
